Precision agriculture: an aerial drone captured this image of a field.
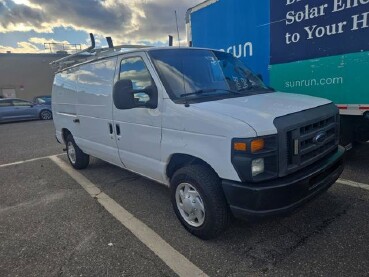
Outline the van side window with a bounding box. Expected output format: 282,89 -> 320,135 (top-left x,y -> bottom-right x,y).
118,57 -> 158,108
119,57 -> 153,90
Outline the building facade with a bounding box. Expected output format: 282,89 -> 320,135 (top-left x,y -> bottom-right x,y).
0,53 -> 67,101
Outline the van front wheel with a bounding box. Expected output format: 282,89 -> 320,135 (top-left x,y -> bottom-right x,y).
66,134 -> 89,169
170,165 -> 230,240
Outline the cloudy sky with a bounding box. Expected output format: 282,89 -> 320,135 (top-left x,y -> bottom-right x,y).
0,0 -> 203,53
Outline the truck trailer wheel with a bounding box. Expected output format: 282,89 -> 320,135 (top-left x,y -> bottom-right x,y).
66,134 -> 90,169
170,164 -> 230,240
339,115 -> 355,147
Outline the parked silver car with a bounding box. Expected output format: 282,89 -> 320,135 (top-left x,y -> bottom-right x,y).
0,98 -> 52,123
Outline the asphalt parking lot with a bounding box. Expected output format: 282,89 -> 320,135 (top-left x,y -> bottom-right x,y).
1,120 -> 369,277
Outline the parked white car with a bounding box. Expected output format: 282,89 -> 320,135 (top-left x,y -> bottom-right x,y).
52,47 -> 345,239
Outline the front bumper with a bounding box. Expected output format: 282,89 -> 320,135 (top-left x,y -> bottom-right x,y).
222,146 -> 345,220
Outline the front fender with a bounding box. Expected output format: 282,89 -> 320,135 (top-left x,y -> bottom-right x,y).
161,129 -> 241,182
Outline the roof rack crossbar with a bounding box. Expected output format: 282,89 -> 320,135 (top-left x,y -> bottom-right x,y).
93,44 -> 152,54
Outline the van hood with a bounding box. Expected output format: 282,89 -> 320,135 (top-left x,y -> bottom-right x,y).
191,92 -> 331,136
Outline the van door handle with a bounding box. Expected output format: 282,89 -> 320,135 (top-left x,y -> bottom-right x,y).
116,124 -> 121,139
73,118 -> 80,123
108,123 -> 114,139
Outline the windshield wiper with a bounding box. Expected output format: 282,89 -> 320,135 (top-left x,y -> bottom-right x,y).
238,85 -> 272,93
180,88 -> 241,98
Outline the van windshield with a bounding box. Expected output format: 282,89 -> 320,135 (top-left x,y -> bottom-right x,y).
148,49 -> 271,103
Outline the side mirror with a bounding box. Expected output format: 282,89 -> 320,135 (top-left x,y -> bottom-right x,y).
134,92 -> 150,104
139,84 -> 158,109
113,79 -> 158,110
113,79 -> 136,110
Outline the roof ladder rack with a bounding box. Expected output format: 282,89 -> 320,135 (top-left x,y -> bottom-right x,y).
50,33 -> 95,67
51,34 -> 153,71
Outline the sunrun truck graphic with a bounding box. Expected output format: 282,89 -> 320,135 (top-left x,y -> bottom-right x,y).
186,0 -> 369,144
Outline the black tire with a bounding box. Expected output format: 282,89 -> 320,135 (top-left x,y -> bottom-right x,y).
65,134 -> 89,169
170,164 -> 230,240
40,109 -> 53,120
340,116 -> 354,147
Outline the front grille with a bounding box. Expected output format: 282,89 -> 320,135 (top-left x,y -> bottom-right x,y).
274,103 -> 340,177
286,115 -> 338,172
300,116 -> 335,136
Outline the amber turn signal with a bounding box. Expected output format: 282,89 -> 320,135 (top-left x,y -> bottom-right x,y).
233,142 -> 247,151
251,139 -> 265,153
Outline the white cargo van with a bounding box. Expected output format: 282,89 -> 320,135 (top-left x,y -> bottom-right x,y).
52,43 -> 345,239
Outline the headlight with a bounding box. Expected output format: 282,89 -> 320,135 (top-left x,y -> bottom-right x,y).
231,135 -> 278,182
252,158 -> 264,177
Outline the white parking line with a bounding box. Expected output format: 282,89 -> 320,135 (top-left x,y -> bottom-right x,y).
49,155 -> 208,277
337,178 -> 369,191
0,153 -> 65,168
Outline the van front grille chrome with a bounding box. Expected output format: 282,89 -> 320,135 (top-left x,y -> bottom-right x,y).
273,104 -> 340,177
286,115 -> 338,171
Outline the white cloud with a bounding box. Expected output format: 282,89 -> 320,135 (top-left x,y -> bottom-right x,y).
0,0 -> 203,48
0,40 -> 42,53
29,37 -> 69,44
0,36 -> 87,53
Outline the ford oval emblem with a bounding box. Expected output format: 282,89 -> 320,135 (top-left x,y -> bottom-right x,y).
313,131 -> 327,144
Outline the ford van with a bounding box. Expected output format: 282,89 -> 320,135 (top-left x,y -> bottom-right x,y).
52,46 -> 345,239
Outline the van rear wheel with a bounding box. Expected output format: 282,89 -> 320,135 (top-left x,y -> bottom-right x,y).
170,164 -> 230,240
66,134 -> 89,169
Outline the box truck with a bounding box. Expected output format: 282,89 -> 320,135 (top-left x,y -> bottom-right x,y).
186,0 -> 369,145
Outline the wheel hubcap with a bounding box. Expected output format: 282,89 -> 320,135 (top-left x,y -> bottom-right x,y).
67,141 -> 76,164
176,183 -> 205,227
